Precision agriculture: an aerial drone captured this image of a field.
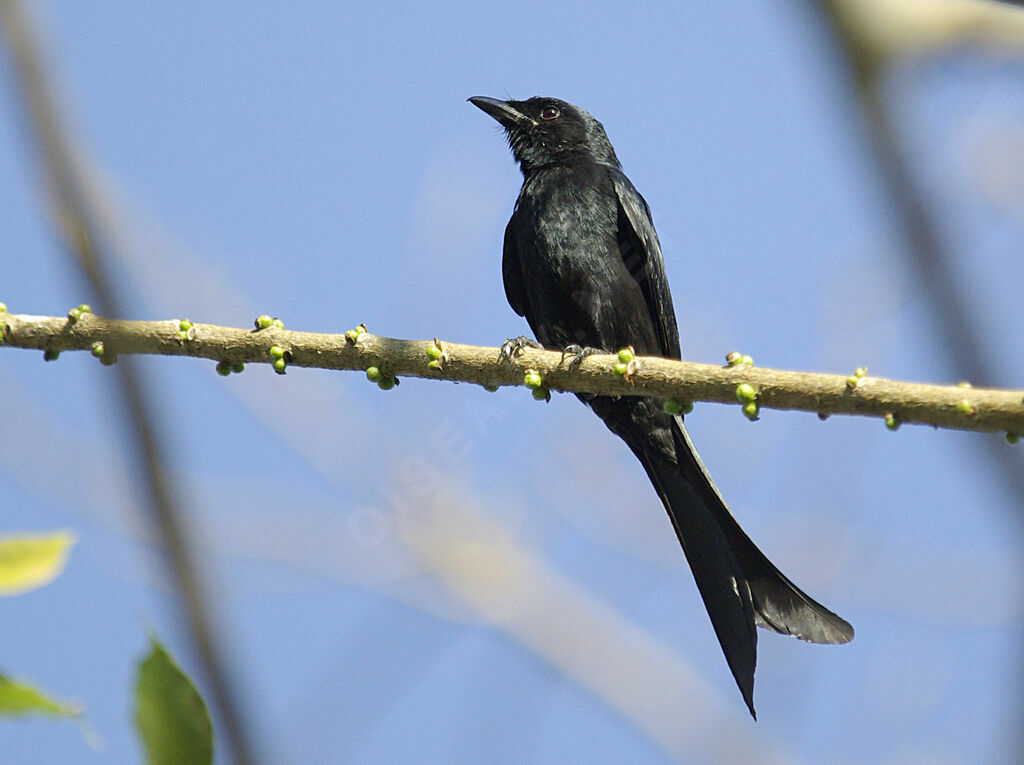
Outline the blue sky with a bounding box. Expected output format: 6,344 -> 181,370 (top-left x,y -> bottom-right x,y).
2,2 -> 1024,763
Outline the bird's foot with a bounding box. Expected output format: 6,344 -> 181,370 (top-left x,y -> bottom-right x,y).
500,336 -> 543,362
560,344 -> 596,372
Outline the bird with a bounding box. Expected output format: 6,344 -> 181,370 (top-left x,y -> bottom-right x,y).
469,95 -> 853,718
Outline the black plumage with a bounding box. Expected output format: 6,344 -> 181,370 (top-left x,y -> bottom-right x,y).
470,95 -> 853,718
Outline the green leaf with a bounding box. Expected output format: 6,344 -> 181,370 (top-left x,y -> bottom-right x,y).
135,637 -> 213,765
0,530 -> 75,595
0,673 -> 81,718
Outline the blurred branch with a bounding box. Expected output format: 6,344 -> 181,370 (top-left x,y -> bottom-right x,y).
832,0 -> 1024,67
0,3 -> 257,764
813,0 -> 1024,753
400,488 -> 801,764
3,311 -> 1022,435
817,0 -> 1024,498
818,1 -> 1006,385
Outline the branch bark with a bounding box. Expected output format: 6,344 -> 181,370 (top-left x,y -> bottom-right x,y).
4,311 -> 1022,436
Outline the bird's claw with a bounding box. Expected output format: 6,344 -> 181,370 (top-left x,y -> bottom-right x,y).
500,336 -> 543,362
560,344 -> 596,372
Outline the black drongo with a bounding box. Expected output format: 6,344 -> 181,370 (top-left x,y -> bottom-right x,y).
470,95 -> 853,718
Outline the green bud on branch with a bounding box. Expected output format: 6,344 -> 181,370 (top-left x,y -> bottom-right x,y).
735,383 -> 757,404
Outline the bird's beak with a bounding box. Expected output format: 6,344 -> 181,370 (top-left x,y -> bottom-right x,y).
468,96 -> 536,128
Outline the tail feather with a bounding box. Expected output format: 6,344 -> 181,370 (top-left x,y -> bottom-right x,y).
634,446 -> 761,718
671,419 -> 854,645
587,395 -> 853,717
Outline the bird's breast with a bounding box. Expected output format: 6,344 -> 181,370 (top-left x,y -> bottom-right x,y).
520,181 -> 617,274
511,172 -> 654,352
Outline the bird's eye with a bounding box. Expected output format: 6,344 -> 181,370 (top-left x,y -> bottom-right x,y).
540,106 -> 560,121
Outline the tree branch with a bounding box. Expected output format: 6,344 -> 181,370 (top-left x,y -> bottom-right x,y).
4,311 -> 1021,436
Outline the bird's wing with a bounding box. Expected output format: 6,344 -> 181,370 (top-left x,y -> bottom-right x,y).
502,214 -> 527,317
612,170 -> 681,359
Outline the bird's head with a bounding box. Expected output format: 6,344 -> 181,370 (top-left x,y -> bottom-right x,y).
469,96 -> 619,174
